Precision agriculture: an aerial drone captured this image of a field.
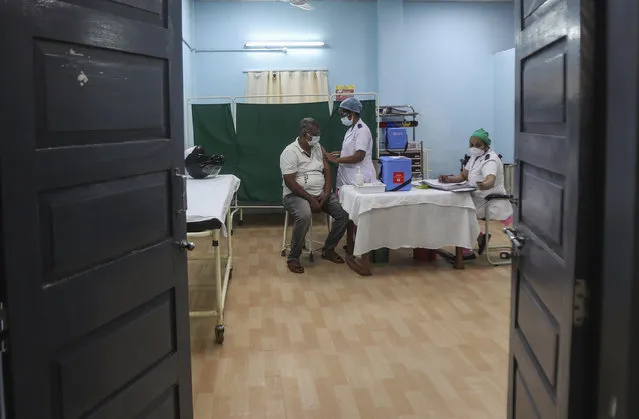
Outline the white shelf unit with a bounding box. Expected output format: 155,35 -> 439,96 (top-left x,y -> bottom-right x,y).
377,105 -> 429,180
379,144 -> 430,180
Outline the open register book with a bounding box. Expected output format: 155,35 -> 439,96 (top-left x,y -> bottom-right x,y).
421,179 -> 477,192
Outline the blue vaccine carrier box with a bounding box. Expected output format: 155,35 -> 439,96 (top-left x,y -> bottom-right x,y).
386,128 -> 408,150
379,156 -> 412,191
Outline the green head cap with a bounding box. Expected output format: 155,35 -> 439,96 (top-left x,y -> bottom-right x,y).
471,128 -> 491,146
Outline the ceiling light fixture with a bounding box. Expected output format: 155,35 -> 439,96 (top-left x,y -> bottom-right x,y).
244,41 -> 325,48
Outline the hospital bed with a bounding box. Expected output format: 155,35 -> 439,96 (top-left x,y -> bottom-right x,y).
185,174 -> 240,344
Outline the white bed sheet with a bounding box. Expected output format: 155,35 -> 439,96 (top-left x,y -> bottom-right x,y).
339,185 -> 480,256
186,175 -> 240,236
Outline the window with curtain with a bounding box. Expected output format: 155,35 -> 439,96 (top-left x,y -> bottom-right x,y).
245,70 -> 329,103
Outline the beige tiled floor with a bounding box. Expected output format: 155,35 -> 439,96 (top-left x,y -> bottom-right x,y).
189,214 -> 511,419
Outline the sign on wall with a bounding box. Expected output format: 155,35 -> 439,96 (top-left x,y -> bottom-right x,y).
335,84 -> 355,101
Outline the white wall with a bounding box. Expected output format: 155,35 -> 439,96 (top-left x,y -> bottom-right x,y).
493,48 -> 515,163
189,0 -> 516,174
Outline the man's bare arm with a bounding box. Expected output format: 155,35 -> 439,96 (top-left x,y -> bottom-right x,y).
321,146 -> 332,196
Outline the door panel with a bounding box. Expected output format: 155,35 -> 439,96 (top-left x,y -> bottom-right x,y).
55,294 -> 175,419
40,173 -> 171,282
0,0 -> 192,417
509,0 -> 596,417
514,372 -> 539,419
516,280 -> 559,387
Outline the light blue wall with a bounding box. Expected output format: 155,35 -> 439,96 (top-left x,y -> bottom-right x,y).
192,0 -> 378,97
377,0 -> 404,104
189,0 -> 515,173
182,0 -> 195,144
403,2 -> 514,176
493,48 -> 515,163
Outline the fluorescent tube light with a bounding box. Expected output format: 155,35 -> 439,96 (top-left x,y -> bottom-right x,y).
244,41 -> 325,48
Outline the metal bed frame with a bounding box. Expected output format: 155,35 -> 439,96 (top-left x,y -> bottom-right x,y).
186,197 -> 240,345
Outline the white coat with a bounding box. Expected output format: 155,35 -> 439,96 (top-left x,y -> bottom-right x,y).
336,119 -> 377,188
465,148 -> 513,220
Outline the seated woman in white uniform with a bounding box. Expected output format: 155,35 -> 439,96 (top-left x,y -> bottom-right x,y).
439,128 -> 513,260
325,97 -> 377,275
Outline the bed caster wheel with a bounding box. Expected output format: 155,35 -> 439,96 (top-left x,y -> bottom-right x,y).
281,250 -> 287,257
215,325 -> 225,344
309,252 -> 314,262
500,252 -> 512,260
238,220 -> 244,226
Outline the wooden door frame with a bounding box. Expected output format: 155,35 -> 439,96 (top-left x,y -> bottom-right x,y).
598,0 -> 639,417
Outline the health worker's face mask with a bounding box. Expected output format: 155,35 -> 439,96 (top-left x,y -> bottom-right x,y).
468,147 -> 485,157
341,116 -> 353,127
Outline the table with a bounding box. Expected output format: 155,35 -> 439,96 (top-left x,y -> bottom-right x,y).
186,174 -> 240,344
339,184 -> 481,269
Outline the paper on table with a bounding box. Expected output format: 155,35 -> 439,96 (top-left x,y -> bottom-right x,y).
422,179 -> 477,192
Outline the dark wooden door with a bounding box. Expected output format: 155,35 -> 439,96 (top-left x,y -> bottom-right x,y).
0,0 -> 193,418
509,0 -> 599,417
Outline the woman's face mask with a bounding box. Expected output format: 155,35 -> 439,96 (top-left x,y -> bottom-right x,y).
468,147 -> 485,157
468,137 -> 487,157
341,113 -> 353,127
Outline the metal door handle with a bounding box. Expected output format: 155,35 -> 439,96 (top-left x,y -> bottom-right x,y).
504,228 -> 526,249
177,239 -> 195,251
174,168 -> 187,215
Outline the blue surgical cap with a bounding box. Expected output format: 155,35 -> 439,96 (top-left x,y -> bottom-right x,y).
339,97 -> 362,114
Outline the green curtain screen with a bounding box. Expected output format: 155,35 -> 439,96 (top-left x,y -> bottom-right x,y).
235,102 -> 332,203
192,103 -> 238,175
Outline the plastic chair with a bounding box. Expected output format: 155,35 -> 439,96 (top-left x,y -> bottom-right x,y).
482,194 -> 518,266
281,211 -> 331,262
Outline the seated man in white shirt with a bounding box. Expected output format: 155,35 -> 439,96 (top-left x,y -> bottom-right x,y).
280,118 -> 350,274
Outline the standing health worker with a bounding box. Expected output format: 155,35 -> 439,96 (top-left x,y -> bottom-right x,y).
326,97 -> 376,276
326,97 -> 376,188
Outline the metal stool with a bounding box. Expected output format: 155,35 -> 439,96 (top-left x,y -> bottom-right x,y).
281,211 -> 331,262
482,194 -> 518,266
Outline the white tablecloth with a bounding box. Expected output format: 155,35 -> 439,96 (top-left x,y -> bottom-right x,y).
339,185 -> 480,256
186,175 -> 240,236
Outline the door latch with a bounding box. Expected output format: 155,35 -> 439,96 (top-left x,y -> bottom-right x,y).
504,227 -> 526,249
174,168 -> 187,215
573,279 -> 588,326
177,239 -> 196,251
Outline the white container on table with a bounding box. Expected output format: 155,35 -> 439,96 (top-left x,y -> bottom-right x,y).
355,182 -> 387,194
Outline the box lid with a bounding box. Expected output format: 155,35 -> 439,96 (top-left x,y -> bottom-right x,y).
379,156 -> 411,162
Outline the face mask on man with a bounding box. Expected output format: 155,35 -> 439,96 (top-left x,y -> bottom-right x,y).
468,147 -> 485,157
308,135 -> 321,146
341,116 -> 353,127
